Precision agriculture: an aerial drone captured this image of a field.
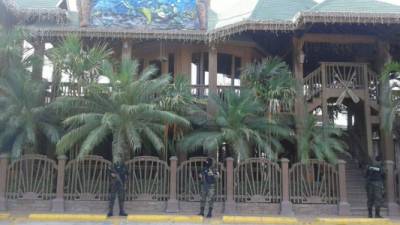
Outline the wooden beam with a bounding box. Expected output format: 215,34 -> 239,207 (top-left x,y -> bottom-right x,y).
302,33 -> 377,44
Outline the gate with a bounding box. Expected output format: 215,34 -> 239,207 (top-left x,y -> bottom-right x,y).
6,154 -> 57,200
64,155 -> 111,200
125,156 -> 169,201
289,160 -> 339,204
234,158 -> 281,203
177,157 -> 226,202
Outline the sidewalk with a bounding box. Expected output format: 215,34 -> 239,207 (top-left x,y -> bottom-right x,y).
1,213 -> 400,225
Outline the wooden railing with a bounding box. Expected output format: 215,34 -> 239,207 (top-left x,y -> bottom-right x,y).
304,62 -> 379,102
304,67 -> 322,101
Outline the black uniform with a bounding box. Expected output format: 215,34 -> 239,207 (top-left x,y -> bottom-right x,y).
107,162 -> 128,217
198,158 -> 219,218
365,158 -> 385,218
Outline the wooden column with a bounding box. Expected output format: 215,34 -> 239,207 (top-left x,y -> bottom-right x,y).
166,156 -> 179,212
161,60 -> 169,75
32,40 -> 45,80
321,63 -> 329,125
385,160 -> 399,216
0,154 -> 8,211
175,46 -> 191,78
378,41 -> 394,161
207,45 -> 218,114
79,0 -> 91,27
52,155 -> 67,212
280,158 -> 294,215
292,37 -> 306,156
121,39 -> 132,60
363,64 -> 374,159
224,157 -> 236,214
337,160 -> 350,216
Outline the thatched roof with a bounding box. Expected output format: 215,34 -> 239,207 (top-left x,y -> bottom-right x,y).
5,0 -> 400,42
0,0 -> 67,24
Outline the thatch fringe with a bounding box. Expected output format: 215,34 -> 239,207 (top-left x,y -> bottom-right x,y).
298,11 -> 400,25
1,0 -> 67,24
13,7 -> 400,42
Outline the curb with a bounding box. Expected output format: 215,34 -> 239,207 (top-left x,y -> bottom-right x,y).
0,214 -> 10,220
314,218 -> 392,225
222,216 -> 298,224
28,214 -> 108,222
127,215 -> 203,223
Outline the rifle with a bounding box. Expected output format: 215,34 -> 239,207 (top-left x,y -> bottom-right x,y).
108,165 -> 124,185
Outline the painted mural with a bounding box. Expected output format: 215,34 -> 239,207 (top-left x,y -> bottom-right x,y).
91,0 -> 207,30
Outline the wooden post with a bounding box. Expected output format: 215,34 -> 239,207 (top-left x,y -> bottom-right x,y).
363,64 -> 374,159
52,155 -> 67,212
280,158 -> 294,215
79,0 -> 91,27
224,157 -> 236,214
207,45 -> 218,114
384,160 -> 399,216
377,41 -> 395,161
321,63 -> 329,125
166,156 -> 179,212
337,160 -> 350,216
121,39 -> 132,60
0,154 -> 9,211
32,40 -> 45,80
293,37 -> 306,157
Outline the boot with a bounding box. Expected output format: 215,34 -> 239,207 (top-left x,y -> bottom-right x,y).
206,207 -> 213,218
107,198 -> 115,217
368,207 -> 373,218
119,199 -> 127,216
375,207 -> 383,218
198,207 -> 205,216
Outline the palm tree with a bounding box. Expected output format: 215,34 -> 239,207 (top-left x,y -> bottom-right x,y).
47,35 -> 112,97
0,70 -> 60,158
53,59 -> 191,162
380,62 -> 400,132
297,115 -> 347,163
0,28 -> 31,78
179,89 -> 292,160
159,75 -> 207,158
242,57 -> 296,115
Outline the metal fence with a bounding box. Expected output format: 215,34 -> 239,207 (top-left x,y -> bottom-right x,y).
289,160 -> 339,204
177,157 -> 226,202
234,158 -> 281,203
6,154 -> 57,200
125,156 -> 170,201
64,156 -> 111,201
0,154 -> 378,215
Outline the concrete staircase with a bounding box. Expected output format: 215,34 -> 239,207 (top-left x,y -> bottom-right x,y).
345,158 -> 387,216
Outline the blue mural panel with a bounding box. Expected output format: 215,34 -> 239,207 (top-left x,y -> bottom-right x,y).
91,0 -> 204,30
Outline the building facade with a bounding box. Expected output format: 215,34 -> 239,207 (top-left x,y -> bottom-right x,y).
1,0 -> 400,216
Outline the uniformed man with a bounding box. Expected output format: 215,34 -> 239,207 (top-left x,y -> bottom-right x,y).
107,162 -> 128,217
365,155 -> 385,218
198,157 -> 219,218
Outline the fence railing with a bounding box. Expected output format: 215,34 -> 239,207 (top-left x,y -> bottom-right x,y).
289,160 -> 339,204
64,156 -> 111,201
234,158 -> 281,203
0,154 -> 397,215
177,157 -> 226,202
6,154 -> 57,200
125,156 -> 170,201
